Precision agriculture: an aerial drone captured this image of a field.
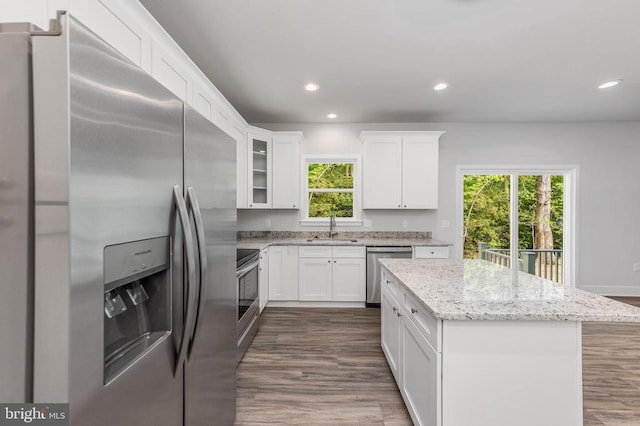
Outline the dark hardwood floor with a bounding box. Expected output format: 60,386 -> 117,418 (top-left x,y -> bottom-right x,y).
236,301 -> 640,425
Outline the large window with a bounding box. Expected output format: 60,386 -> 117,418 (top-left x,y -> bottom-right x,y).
302,156 -> 361,222
456,166 -> 576,285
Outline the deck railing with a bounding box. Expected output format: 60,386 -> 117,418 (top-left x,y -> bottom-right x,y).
478,242 -> 563,283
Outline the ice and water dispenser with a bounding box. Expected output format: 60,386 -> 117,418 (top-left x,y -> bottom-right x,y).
103,237 -> 171,384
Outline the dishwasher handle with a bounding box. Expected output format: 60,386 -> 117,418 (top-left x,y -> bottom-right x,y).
366,246 -> 413,253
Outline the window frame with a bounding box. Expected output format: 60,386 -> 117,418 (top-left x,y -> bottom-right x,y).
300,154 -> 362,225
455,165 -> 578,286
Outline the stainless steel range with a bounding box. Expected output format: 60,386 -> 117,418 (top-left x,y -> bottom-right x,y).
236,249 -> 260,364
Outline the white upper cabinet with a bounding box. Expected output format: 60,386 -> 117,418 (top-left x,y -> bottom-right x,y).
71,0 -> 152,72
271,132 -> 302,209
361,131 -> 444,209
231,126 -> 248,209
151,42 -> 191,103
242,129 -> 302,209
247,128 -> 272,208
361,134 -> 403,209
402,134 -> 440,209
65,0 -> 250,147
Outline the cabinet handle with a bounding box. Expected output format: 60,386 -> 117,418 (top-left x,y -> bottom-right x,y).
293,204 -> 296,208
392,307 -> 397,313
334,260 -> 337,263
397,204 -> 401,208
396,312 -> 402,318
404,205 -> 407,208
411,308 -> 418,314
250,204 -> 253,207
327,260 -> 331,263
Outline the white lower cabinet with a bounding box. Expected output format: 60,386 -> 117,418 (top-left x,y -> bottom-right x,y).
298,246 -> 366,302
402,314 -> 441,426
268,246 -> 299,301
381,289 -> 402,380
381,270 -> 442,426
258,248 -> 269,312
298,258 -> 333,301
332,258 -> 366,301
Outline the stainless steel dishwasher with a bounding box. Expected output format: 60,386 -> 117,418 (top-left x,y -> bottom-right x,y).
366,246 -> 412,306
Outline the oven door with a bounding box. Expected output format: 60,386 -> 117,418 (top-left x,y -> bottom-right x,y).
236,257 -> 259,338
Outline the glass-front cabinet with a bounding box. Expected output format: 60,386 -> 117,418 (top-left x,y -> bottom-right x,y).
247,131 -> 272,208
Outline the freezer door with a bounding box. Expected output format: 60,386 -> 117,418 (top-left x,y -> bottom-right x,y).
33,16 -> 184,425
183,105 -> 237,425
0,32 -> 33,403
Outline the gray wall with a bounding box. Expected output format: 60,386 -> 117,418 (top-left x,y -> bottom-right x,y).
239,121 -> 640,294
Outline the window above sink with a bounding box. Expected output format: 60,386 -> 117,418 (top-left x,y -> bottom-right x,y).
300,154 -> 362,226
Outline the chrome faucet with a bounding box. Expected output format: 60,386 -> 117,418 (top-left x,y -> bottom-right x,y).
329,213 -> 337,239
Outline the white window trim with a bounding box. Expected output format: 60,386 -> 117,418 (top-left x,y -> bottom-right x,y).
455,164 -> 578,286
300,154 -> 362,226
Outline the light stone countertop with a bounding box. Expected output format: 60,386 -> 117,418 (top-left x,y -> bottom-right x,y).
379,258 -> 640,322
237,237 -> 450,251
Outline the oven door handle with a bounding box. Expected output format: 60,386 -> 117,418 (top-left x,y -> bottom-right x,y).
173,185 -> 197,376
236,258 -> 260,278
186,187 -> 207,357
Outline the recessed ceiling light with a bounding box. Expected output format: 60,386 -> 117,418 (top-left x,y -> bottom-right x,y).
433,82 -> 449,91
304,82 -> 320,92
598,79 -> 623,89
327,113 -> 338,119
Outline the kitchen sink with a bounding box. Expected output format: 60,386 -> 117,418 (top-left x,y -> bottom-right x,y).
305,238 -> 358,243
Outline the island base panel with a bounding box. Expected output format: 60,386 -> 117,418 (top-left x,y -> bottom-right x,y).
442,320 -> 583,426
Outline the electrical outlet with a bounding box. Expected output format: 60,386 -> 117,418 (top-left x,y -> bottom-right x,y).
364,219 -> 372,227
441,220 -> 450,229
634,263 -> 640,272
402,220 -> 408,229
265,219 -> 271,228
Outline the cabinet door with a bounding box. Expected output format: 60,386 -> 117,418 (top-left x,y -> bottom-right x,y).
72,0 -> 152,72
402,135 -> 439,209
332,258 -> 366,301
151,42 -> 192,103
247,133 -> 271,208
272,134 -> 300,209
402,316 -> 441,426
259,248 -> 269,312
299,258 -> 333,301
232,127 -> 248,208
381,290 -> 402,381
362,135 -> 402,209
268,246 -> 298,300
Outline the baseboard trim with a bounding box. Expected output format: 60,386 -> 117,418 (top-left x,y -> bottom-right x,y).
266,301 -> 366,308
578,285 -> 640,297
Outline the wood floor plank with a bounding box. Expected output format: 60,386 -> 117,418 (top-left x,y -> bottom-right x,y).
236,302 -> 640,426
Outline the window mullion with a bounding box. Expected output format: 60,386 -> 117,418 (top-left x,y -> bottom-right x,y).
510,174 -> 519,279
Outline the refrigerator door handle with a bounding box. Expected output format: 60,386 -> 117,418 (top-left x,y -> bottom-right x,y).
185,187 -> 208,356
173,185 -> 198,375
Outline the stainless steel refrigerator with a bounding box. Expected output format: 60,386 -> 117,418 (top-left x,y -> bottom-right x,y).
0,12 -> 236,425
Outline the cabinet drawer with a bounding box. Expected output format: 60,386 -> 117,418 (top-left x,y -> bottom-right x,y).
382,272 -> 400,300
332,246 -> 365,258
404,292 -> 441,352
414,246 -> 449,259
299,246 -> 332,258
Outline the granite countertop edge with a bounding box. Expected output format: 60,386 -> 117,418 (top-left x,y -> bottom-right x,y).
379,259 -> 640,323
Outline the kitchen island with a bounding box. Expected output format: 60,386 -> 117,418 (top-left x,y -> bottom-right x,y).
379,258 -> 640,426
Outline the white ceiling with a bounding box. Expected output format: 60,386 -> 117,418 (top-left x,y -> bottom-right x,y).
139,0 -> 640,124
